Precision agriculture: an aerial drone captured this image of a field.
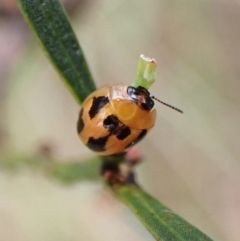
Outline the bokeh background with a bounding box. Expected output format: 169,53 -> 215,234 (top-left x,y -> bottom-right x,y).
1,0 -> 240,240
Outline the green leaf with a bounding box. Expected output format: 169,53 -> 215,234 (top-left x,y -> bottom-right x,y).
114,185 -> 213,241
16,0 -> 96,103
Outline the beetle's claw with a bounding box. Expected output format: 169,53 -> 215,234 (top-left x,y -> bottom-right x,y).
100,147 -> 142,186
102,170 -> 125,186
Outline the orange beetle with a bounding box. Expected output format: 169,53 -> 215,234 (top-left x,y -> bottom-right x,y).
77,84 -> 157,156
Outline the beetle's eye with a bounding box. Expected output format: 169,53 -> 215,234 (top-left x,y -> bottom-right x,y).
127,86 -> 138,101
141,97 -> 154,111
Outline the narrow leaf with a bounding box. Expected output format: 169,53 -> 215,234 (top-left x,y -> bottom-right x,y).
16,0 -> 96,103
114,185 -> 213,241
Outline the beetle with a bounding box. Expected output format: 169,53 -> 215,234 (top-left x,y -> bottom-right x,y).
77,84 -> 182,156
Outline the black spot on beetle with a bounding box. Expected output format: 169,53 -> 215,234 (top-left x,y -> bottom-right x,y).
103,115 -> 119,132
87,135 -> 110,152
89,96 -> 109,119
126,129 -> 147,148
77,108 -> 84,133
103,115 -> 131,140
115,126 -> 131,140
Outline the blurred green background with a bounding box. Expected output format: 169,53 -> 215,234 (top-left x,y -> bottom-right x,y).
1,0 -> 240,240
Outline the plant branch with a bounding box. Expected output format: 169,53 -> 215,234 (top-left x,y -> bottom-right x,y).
14,0 -> 214,240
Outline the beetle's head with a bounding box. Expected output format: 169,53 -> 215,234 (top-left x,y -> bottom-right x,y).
127,86 -> 154,111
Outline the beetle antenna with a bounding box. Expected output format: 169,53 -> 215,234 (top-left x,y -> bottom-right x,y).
151,96 -> 183,113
